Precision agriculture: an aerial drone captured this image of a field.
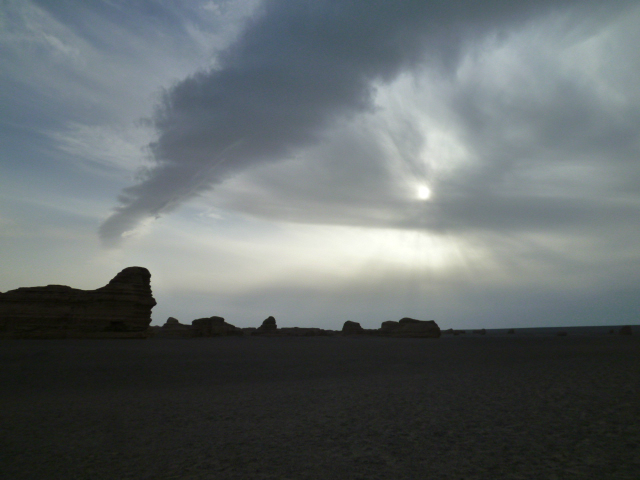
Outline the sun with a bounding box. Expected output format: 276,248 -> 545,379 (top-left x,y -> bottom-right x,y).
417,185 -> 432,200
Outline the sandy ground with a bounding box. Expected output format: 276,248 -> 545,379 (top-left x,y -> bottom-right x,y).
1,335 -> 639,479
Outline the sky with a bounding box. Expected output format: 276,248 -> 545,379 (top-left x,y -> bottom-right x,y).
1,0 -> 640,330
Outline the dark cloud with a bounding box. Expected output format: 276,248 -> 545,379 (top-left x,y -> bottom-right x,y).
99,0 -> 633,245
201,2 -> 640,241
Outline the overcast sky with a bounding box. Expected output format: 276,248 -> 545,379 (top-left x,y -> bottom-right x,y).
1,0 -> 639,329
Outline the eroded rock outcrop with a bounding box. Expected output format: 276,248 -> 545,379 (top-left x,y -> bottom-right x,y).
191,316 -> 243,337
379,318 -> 441,338
157,317 -> 193,337
278,327 -> 335,336
253,316 -> 278,335
0,267 -> 156,338
342,320 -> 365,335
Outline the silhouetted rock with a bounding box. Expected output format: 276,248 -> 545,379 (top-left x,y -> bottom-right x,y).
157,317 -> 193,337
254,316 -> 278,335
557,331 -> 568,336
444,329 -> 466,336
379,318 -> 440,338
342,321 -> 365,335
278,327 -> 336,336
191,316 -> 242,337
147,325 -> 162,337
507,329 -> 515,334
380,321 -> 400,333
0,267 -> 156,339
473,329 -> 487,335
619,325 -> 633,335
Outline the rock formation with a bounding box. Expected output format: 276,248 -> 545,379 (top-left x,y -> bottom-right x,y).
191,316 -> 242,337
157,317 -> 193,337
379,318 -> 441,338
253,316 -> 278,335
380,320 -> 401,334
442,328 -> 466,336
0,267 -> 156,339
342,320 -> 365,335
277,327 -> 335,336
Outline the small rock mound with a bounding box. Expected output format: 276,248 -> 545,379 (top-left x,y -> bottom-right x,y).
191,316 -> 242,337
157,317 -> 192,337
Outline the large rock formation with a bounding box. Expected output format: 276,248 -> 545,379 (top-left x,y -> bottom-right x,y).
191,316 -> 242,337
342,320 -> 365,335
379,318 -> 441,338
0,267 -> 156,339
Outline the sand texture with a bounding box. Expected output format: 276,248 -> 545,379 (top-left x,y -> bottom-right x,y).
1,335 -> 639,479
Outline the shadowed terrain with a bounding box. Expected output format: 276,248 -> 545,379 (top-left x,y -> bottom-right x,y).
1,334 -> 639,479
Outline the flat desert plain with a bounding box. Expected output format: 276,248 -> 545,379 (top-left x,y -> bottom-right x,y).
1,334 -> 639,479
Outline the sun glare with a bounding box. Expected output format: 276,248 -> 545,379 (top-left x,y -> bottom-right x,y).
417,185 -> 432,200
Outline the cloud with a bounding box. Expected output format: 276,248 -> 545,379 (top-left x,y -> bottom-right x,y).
99,0 -> 635,246
198,2 -> 640,241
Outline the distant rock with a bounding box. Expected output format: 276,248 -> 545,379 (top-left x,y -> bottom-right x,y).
147,325 -> 162,337
507,329 -> 515,334
473,329 -> 487,335
0,267 -> 156,339
157,317 -> 193,337
619,325 -> 633,335
557,331 -> 568,336
379,318 -> 440,338
250,318 -> 337,336
254,316 -> 278,335
278,327 -> 335,336
342,321 -> 365,335
191,316 -> 242,337
442,328 -> 467,336
380,321 -> 400,334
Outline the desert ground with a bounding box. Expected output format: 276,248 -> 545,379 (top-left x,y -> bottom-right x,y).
1,333 -> 639,479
